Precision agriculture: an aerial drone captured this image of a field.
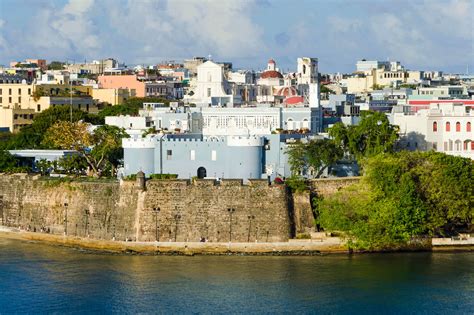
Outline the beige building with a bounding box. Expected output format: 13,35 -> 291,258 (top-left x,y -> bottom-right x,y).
0,81 -> 98,132
64,58 -> 118,74
92,88 -> 133,105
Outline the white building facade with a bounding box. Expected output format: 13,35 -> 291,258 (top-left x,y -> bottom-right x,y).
392,103 -> 473,159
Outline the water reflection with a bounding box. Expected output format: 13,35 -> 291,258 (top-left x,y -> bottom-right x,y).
0,239 -> 472,314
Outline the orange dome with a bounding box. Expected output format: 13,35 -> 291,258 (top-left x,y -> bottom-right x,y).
261,70 -> 283,79
285,96 -> 304,105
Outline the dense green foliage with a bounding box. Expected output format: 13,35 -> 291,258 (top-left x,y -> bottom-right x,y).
43,122 -> 128,177
47,61 -> 65,70
287,138 -> 343,178
149,173 -> 178,179
0,107 -> 100,150
317,151 -> 473,250
0,150 -> 19,171
285,176 -> 308,193
329,111 -> 399,161
97,97 -> 172,119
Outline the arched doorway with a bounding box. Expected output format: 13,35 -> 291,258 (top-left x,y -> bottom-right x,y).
197,167 -> 207,179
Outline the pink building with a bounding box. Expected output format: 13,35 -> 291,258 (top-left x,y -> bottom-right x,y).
98,75 -> 145,97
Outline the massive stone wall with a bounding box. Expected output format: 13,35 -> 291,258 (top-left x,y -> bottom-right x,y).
0,175 -> 361,243
309,177 -> 360,197
0,175 -> 291,242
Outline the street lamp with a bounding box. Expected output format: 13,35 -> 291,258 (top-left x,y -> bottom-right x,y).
247,215 -> 255,242
227,208 -> 236,242
174,213 -> 181,242
153,207 -> 161,242
84,209 -> 90,237
0,196 -> 4,226
64,202 -> 68,236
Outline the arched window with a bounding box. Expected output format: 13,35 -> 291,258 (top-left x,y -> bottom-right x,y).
467,122 -> 471,132
432,121 -> 437,132
446,122 -> 451,132
456,122 -> 461,132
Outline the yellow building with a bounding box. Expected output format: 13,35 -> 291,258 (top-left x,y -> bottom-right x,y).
0,82 -> 98,132
92,88 -> 133,105
0,107 -> 36,133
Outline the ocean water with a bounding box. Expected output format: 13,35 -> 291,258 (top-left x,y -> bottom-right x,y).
0,238 -> 472,314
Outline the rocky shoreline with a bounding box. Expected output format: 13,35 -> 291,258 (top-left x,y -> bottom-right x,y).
1,227 -> 472,255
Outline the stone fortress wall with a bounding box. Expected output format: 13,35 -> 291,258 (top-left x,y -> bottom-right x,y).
0,174 -> 359,243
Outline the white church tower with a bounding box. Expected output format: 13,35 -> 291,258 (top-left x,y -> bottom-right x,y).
297,57 -> 322,133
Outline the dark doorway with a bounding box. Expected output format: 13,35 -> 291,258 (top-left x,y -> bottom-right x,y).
197,167 -> 207,179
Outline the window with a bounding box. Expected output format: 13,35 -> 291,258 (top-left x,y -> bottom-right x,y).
18,88 -> 21,95
8,97 -> 12,103
167,150 -> 172,160
190,150 -> 195,161
432,121 -> 437,132
456,122 -> 461,132
211,150 -> 217,161
207,88 -> 211,97
446,122 -> 450,132
9,89 -> 11,95
37,104 -> 41,112
467,122 -> 471,132
455,140 -> 462,151
0,89 -> 2,95
18,97 -> 21,103
28,88 -> 31,95
464,141 -> 468,151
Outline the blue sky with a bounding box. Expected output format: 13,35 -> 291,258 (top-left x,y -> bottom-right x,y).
0,0 -> 472,73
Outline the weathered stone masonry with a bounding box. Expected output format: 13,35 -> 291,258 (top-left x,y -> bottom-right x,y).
0,175 -> 360,242
0,175 -> 291,242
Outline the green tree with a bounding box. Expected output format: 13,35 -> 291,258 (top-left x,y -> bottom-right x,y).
1,106 -> 100,150
287,138 -> 343,178
57,155 -> 88,176
47,61 -> 65,70
43,121 -> 128,177
97,97 -> 174,119
329,111 -> 399,161
0,150 -> 18,171
317,151 -> 473,250
35,159 -> 52,175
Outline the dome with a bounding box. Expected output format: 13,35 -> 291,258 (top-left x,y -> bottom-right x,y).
261,70 -> 283,79
275,86 -> 298,97
285,96 -> 304,105
268,59 -> 276,64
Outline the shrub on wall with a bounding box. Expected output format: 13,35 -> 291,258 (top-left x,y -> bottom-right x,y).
149,173 -> 178,180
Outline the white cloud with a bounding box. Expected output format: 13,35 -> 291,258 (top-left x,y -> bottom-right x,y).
63,0 -> 95,16
0,0 -> 471,72
106,0 -> 265,63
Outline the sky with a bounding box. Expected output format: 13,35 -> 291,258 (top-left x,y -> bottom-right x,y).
0,0 -> 472,74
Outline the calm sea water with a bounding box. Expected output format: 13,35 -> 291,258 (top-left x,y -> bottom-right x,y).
0,239 -> 472,314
